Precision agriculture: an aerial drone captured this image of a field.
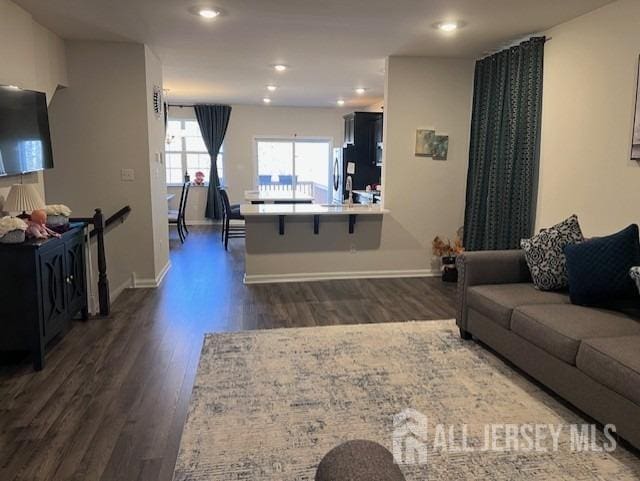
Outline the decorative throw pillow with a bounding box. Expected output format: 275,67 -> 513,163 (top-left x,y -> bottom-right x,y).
564,224 -> 640,306
520,215 -> 584,291
630,267 -> 640,295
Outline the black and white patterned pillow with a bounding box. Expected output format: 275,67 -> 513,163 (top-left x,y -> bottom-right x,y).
631,267 -> 640,295
521,215 -> 584,291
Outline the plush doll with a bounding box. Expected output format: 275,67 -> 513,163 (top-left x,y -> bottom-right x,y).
25,209 -> 61,239
194,171 -> 206,185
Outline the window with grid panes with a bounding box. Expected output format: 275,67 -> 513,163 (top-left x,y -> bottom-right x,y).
165,119 -> 223,185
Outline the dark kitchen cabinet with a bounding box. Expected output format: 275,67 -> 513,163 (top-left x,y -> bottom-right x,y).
374,115 -> 384,166
342,112 -> 383,166
344,114 -> 355,145
0,223 -> 88,370
339,112 -> 384,192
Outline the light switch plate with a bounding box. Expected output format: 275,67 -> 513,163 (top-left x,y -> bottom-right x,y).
121,168 -> 135,181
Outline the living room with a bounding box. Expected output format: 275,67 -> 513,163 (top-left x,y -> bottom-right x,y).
0,0 -> 639,480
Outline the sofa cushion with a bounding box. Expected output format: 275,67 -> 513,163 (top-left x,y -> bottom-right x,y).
511,305 -> 640,365
521,214 -> 583,291
467,284 -> 570,329
564,224 -> 640,306
577,336 -> 640,406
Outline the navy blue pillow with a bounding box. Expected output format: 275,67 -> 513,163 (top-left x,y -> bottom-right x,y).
564,224 -> 640,306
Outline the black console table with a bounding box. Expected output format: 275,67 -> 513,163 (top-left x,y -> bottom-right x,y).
0,223 -> 88,370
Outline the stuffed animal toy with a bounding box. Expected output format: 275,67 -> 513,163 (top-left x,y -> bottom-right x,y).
194,171 -> 206,185
25,209 -> 61,239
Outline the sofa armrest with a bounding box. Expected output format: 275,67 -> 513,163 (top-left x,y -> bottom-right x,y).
456,250 -> 531,332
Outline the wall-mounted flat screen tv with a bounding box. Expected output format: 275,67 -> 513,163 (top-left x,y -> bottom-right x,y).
0,86 -> 54,176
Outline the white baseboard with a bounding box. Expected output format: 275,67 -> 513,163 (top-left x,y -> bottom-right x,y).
86,262 -> 171,315
132,261 -> 172,288
243,268 -> 440,285
155,260 -> 171,286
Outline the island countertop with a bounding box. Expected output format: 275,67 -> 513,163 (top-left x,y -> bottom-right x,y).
240,203 -> 390,216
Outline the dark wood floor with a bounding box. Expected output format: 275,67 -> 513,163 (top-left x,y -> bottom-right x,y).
0,226 -> 457,481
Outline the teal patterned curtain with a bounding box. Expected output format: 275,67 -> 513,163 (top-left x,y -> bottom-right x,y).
463,37 -> 545,251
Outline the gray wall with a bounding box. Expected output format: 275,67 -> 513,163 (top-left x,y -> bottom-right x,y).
45,41 -> 169,297
0,0 -> 68,206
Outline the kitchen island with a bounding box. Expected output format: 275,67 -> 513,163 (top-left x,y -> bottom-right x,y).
244,190 -> 314,204
240,203 -> 390,284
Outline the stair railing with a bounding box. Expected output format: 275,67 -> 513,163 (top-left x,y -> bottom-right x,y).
71,206 -> 131,317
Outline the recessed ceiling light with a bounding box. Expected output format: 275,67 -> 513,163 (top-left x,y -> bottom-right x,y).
435,21 -> 461,32
263,97 -> 272,104
267,85 -> 277,92
273,64 -> 288,72
198,8 -> 220,18
355,88 -> 367,95
337,99 -> 345,106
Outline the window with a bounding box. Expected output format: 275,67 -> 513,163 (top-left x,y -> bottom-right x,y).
256,138 -> 331,203
165,119 -> 223,185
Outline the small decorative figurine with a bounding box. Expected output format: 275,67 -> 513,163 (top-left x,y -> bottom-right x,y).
25,209 -> 61,240
194,171 -> 206,185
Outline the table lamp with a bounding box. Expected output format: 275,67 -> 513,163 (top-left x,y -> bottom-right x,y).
3,183 -> 45,218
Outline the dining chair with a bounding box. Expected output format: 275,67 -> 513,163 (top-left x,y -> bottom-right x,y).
181,181 -> 190,236
169,182 -> 190,243
219,188 -> 245,250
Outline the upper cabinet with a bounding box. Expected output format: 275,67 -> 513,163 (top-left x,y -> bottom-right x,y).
344,114 -> 355,146
343,112 -> 383,166
374,115 -> 383,166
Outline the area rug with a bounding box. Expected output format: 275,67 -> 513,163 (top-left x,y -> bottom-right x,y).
173,320 -> 640,480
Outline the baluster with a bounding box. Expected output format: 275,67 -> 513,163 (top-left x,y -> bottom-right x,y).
94,208 -> 110,316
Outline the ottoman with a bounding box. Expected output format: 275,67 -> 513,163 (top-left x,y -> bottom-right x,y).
315,440 -> 406,481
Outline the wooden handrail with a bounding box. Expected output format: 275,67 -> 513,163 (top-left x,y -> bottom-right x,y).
70,205 -> 131,317
90,205 -> 131,238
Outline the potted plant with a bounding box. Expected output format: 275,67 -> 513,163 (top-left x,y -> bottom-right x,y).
432,235 -> 465,282
45,204 -> 72,227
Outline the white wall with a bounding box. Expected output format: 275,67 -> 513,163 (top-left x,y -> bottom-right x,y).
536,0 -> 640,234
45,41 -> 169,297
168,105 -> 345,222
0,0 -> 68,206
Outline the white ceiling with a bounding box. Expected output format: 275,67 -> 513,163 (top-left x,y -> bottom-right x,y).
15,0 -> 614,107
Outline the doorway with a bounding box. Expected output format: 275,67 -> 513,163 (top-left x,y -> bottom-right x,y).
255,138 -> 332,203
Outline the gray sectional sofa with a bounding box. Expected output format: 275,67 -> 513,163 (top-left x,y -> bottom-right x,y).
456,249 -> 640,450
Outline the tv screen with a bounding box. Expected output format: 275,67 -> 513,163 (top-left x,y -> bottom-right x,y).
0,86 -> 54,176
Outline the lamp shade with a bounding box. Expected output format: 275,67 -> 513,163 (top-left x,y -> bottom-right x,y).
4,184 -> 45,213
